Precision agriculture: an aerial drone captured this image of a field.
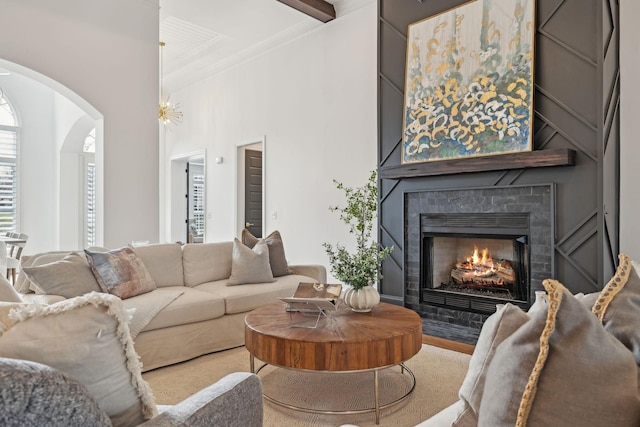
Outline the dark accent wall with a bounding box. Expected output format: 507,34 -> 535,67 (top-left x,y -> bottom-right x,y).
378,0 -> 620,304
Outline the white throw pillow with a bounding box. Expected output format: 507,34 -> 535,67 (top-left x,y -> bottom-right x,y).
0,274 -> 21,302
227,238 -> 275,285
0,293 -> 157,427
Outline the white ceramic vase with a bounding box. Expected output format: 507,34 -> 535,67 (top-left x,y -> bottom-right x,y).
342,286 -> 380,313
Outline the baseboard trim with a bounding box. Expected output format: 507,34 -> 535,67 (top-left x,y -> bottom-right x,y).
422,334 -> 475,355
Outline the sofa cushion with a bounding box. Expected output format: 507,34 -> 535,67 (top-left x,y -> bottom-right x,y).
141,286 -> 226,332
0,357 -> 112,426
121,288 -> 184,339
132,243 -> 185,288
22,251 -> 103,298
196,274 -> 310,314
85,247 -> 157,299
182,241 -> 233,287
592,253 -> 640,363
227,238 -> 275,285
242,229 -> 292,277
478,279 -> 640,427
0,293 -> 158,427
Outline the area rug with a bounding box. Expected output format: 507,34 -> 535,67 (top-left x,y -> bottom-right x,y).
142,344 -> 470,426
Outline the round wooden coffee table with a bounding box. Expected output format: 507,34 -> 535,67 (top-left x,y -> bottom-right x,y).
244,302 -> 422,424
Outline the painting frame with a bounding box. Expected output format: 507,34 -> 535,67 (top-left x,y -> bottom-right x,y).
401,0 -> 536,164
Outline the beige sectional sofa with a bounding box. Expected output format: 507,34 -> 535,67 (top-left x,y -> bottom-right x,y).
16,241 -> 326,372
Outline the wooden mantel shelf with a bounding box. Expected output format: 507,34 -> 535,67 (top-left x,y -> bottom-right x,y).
380,148 -> 576,179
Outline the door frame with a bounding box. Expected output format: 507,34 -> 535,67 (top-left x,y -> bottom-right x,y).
235,136 -> 265,238
169,149 -> 206,244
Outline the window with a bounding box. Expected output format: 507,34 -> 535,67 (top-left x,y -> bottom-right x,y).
84,129 -> 96,247
0,91 -> 18,234
191,174 -> 205,235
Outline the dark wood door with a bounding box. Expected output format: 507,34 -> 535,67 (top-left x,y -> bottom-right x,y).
244,150 -> 262,238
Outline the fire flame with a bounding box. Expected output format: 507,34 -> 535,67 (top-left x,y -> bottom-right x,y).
466,246 -> 496,274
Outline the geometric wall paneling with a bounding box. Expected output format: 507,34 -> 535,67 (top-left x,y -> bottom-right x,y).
534,93 -> 597,158
379,21 -> 406,89
538,0 -> 598,63
378,80 -> 403,164
377,0 -> 620,320
535,36 -> 598,125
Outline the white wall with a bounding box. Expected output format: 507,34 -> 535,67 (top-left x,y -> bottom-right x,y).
620,2 -> 640,260
0,0 -> 160,249
164,3 -> 378,270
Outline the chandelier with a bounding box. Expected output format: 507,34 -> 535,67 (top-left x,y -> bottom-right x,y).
159,41 -> 183,127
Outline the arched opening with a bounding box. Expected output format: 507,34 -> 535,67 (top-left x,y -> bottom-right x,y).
0,60 -> 104,252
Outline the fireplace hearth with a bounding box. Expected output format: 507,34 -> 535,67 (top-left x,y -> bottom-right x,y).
405,185 -> 554,331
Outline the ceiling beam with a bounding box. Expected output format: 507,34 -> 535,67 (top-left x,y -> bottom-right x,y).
276,0 -> 336,23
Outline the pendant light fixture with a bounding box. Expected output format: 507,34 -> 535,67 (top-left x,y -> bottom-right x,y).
158,41 -> 183,127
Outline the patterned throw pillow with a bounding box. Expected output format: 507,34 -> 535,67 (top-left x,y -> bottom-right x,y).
242,229 -> 291,277
477,279 -> 640,427
227,238 -> 275,285
0,293 -> 157,426
85,247 -> 156,299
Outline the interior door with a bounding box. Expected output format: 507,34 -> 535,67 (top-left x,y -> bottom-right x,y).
244,150 -> 262,238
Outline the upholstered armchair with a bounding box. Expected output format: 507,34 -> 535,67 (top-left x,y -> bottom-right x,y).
0,357 -> 263,427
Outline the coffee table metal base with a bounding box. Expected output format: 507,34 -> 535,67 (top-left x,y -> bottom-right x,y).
250,355 -> 416,425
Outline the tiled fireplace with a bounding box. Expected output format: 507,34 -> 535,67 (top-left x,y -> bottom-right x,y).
404,185 -> 554,334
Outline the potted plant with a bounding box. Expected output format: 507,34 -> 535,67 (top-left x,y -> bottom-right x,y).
323,170 -> 393,312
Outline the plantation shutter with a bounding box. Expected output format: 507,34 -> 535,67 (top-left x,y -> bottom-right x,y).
86,161 -> 96,246
0,129 -> 17,233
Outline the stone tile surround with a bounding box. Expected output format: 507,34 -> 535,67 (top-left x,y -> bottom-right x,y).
405,184 -> 554,340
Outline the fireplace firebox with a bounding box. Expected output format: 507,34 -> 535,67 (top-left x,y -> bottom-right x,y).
421,213 -> 530,314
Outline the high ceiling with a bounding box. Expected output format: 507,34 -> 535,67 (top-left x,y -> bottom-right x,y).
159,0 -> 372,91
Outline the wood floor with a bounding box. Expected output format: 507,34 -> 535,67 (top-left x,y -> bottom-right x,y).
422,334 -> 475,355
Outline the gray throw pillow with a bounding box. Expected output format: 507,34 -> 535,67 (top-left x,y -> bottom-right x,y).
85,247 -> 156,299
0,357 -> 111,426
227,238 -> 275,285
452,304 -> 529,425
242,229 -> 291,277
592,253 -> 640,363
22,252 -> 103,299
478,279 -> 640,426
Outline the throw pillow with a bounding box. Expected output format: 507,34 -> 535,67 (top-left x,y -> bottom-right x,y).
0,357 -> 111,426
22,251 -> 103,299
0,292 -> 157,427
0,274 -> 21,302
452,304 -> 529,426
227,238 -> 275,285
85,247 -> 157,299
591,253 -> 640,363
242,229 -> 292,277
478,279 -> 640,426
14,251 -> 70,294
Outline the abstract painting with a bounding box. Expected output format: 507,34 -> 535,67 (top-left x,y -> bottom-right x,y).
402,0 -> 535,164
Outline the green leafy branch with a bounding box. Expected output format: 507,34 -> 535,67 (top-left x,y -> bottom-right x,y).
322,170 -> 393,290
